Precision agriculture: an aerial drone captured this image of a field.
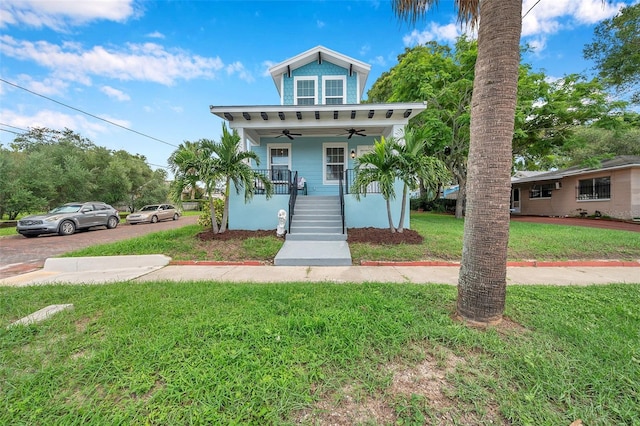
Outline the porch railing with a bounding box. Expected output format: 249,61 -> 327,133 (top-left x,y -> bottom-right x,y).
343,169 -> 381,195
253,169 -> 293,195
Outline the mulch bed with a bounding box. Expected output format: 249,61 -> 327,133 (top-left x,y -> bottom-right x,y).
196,227 -> 423,245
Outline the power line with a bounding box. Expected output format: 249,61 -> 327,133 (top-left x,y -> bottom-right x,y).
0,78 -> 179,148
523,0 -> 542,20
0,122 -> 28,132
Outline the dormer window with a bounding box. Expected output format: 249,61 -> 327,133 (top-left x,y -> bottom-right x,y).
323,76 -> 346,105
294,77 -> 317,105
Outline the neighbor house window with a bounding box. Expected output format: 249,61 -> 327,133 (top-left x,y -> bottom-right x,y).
322,76 -> 346,105
268,144 -> 291,182
323,143 -> 346,184
578,176 -> 610,200
294,77 -> 317,105
529,183 -> 553,199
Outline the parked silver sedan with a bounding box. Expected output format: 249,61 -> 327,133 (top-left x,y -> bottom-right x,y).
17,202 -> 120,238
126,204 -> 180,224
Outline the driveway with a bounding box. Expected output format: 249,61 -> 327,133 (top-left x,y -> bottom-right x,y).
0,215 -> 198,279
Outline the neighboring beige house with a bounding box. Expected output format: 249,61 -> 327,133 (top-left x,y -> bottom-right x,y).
510,156 -> 640,221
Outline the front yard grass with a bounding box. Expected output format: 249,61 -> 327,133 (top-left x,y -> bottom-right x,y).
63,212 -> 640,263
1,282 -> 638,424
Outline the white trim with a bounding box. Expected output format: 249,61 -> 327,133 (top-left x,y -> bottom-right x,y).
323,142 -> 347,185
293,76 -> 318,105
267,143 -> 292,172
279,74 -> 284,105
322,75 -> 346,105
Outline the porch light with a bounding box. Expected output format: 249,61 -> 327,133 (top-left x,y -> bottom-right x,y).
351,149 -> 356,159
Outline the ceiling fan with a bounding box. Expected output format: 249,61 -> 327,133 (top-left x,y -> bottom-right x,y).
276,129 -> 301,140
340,128 -> 366,139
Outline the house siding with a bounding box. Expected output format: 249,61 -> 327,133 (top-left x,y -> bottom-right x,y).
513,167 -> 638,220
283,61 -> 359,105
252,136 -> 376,195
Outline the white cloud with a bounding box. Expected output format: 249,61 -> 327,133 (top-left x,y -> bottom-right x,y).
521,0 -> 626,37
226,61 -> 255,83
0,35 -> 225,86
0,108 -> 114,139
101,85 -> 130,101
403,21 -> 469,46
360,44 -> 371,56
146,31 -> 165,39
317,20 -> 325,29
0,0 -> 137,30
13,73 -> 70,96
370,56 -> 386,67
262,60 -> 276,77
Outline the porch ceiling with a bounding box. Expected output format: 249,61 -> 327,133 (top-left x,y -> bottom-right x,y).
209,102 -> 427,142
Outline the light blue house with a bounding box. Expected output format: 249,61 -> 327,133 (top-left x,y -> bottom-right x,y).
210,46 -> 426,236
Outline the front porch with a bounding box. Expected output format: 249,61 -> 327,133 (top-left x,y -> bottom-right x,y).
229,168 -> 407,231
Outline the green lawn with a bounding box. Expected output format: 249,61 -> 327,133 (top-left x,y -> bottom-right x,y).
1,282 -> 638,424
63,212 -> 640,263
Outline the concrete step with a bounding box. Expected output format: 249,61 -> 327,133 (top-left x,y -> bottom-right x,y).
285,233 -> 347,241
274,240 -> 352,266
290,225 -> 344,234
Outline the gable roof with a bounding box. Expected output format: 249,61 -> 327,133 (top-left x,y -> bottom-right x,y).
512,156 -> 640,183
268,45 -> 371,99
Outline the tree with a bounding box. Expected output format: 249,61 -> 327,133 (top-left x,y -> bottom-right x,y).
214,124 -> 272,233
584,3 -> 640,104
351,131 -> 449,233
393,128 -> 450,232
7,127 -> 166,212
351,136 -> 404,232
367,39 -> 618,217
169,124 -> 273,234
393,0 -> 523,325
169,139 -> 224,233
367,38 -> 474,219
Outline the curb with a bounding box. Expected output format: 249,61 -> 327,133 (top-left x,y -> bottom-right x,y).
361,260 -> 640,267
168,260 -> 640,267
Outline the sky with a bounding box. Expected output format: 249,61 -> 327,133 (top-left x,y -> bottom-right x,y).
0,0 -> 634,174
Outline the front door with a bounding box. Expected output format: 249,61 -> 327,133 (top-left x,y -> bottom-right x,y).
511,188 -> 521,213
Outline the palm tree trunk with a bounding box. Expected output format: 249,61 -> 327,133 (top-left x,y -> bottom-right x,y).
386,198 -> 396,233
220,178 -> 230,233
396,183 -> 408,232
457,0 -> 522,325
208,197 -> 219,234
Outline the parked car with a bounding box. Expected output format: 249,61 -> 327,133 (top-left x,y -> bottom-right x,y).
126,204 -> 180,224
17,202 -> 120,238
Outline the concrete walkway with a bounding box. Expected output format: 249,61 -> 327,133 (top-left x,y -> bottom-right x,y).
0,255 -> 638,287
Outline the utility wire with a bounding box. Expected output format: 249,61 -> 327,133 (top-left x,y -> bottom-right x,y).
523,0 -> 542,19
0,78 -> 179,148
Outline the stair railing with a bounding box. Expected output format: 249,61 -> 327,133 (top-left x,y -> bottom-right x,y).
339,171 -> 345,234
287,171 -> 298,234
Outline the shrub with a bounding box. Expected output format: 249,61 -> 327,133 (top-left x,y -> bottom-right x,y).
197,198 -> 224,228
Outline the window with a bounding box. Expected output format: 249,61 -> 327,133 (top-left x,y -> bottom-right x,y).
268,144 -> 291,182
578,176 -> 610,200
323,143 -> 346,184
529,183 -> 553,199
294,77 -> 317,105
323,76 -> 346,105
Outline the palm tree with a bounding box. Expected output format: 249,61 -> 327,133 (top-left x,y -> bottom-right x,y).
351,136 -> 400,232
169,139 -> 223,233
212,124 -> 273,233
394,128 -> 450,232
393,0 -> 523,325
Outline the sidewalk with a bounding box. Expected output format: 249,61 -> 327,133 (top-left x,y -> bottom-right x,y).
0,255 -> 638,287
